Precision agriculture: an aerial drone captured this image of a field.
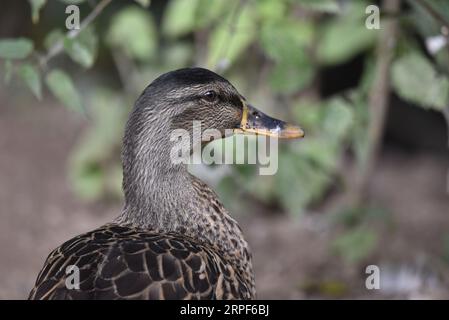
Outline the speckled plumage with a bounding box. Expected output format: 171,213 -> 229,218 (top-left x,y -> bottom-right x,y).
28,223 -> 254,300
29,68 -> 256,300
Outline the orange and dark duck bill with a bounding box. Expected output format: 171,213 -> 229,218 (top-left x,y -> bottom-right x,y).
234,102 -> 305,139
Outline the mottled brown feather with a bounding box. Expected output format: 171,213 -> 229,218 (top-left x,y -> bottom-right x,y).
29,223 -> 253,300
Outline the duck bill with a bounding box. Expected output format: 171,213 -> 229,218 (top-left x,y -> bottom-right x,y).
234,103 -> 304,139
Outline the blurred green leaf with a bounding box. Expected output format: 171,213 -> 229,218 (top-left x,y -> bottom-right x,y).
0,38 -> 33,59
64,27 -> 98,68
333,227 -> 378,264
28,0 -> 46,24
276,149 -> 332,214
392,52 -> 449,110
269,60 -> 314,94
106,6 -> 157,62
19,63 -> 42,100
322,97 -> 354,142
163,0 -> 231,38
45,69 -> 83,112
260,20 -> 313,61
207,4 -> 256,70
260,19 -> 314,93
299,138 -> 336,170
435,47 -> 449,76
293,100 -> 324,130
274,151 -> 307,214
317,2 -> 378,65
44,29 -> 64,50
163,0 -> 199,38
256,0 -> 287,22
196,0 -> 233,29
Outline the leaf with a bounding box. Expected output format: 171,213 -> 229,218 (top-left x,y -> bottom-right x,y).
195,0 -> 231,29
106,6 -> 157,62
19,64 -> 42,100
162,0 -> 199,38
292,100 -> 322,132
274,149 -> 332,215
318,21 -> 377,65
322,97 -> 354,142
63,26 -> 98,68
317,2 -> 378,65
0,38 -> 33,59
28,0 -> 47,24
207,4 -> 256,70
392,52 -> 449,111
256,0 -> 286,22
260,20 -> 313,62
44,29 -> 64,50
298,138 -> 337,170
269,61 -> 314,94
260,20 -> 314,93
45,69 -> 83,112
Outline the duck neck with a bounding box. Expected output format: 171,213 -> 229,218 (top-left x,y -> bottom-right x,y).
116,109 -> 247,252
118,116 -> 193,230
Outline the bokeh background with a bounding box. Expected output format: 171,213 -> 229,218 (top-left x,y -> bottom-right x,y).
1,0 -> 449,299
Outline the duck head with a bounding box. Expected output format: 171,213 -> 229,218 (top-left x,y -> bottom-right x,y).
127,68 -> 304,147
121,68 -> 303,224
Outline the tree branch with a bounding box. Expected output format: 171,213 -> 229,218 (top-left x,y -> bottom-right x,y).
350,0 -> 401,206
39,0 -> 112,69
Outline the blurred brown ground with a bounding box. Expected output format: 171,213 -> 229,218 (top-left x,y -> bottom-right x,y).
0,95 -> 448,299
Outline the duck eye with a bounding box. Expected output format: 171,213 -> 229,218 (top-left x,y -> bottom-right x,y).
203,90 -> 218,103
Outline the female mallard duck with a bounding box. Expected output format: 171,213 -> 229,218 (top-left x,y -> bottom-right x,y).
29,68 -> 304,300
